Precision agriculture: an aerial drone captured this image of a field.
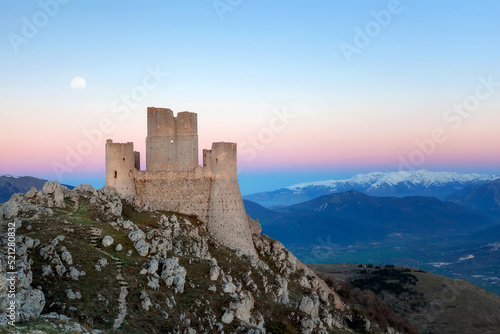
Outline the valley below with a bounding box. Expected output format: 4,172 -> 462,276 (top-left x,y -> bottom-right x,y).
2,171 -> 500,333
243,170 -> 500,297
291,236 -> 500,296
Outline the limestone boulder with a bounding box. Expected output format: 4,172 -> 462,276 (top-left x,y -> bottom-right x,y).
68,267 -> 82,280
128,230 -> 146,242
108,199 -> 122,216
41,181 -> 67,208
229,290 -> 255,323
221,309 -> 234,324
222,282 -> 237,294
275,274 -> 290,304
42,181 -> 57,195
53,186 -> 66,208
16,261 -> 33,289
147,275 -> 160,290
42,265 -> 53,276
1,198 -> 20,219
54,263 -> 67,277
209,265 -> 220,281
140,291 -> 152,311
65,289 -> 77,300
134,239 -> 149,256
102,236 -> 114,247
61,251 -> 73,265
25,187 -> 37,199
147,259 -> 159,274
16,289 -> 45,322
160,257 -> 186,294
298,294 -> 320,318
74,184 -> 97,195
22,236 -> 36,249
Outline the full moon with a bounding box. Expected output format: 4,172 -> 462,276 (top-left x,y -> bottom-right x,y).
71,77 -> 86,91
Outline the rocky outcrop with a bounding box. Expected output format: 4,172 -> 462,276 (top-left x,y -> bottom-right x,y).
0,222 -> 45,324
15,289 -> 46,322
0,180 -> 389,334
160,257 -> 186,294
229,290 -> 255,323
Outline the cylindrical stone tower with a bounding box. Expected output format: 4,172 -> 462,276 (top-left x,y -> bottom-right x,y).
105,140 -> 136,196
207,142 -> 257,256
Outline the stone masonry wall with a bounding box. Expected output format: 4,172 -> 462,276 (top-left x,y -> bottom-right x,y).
175,112 -> 198,170
146,108 -> 198,171
133,167 -> 212,222
146,108 -> 176,171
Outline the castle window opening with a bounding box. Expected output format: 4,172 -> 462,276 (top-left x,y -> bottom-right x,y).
114,171 -> 117,178
123,158 -> 125,161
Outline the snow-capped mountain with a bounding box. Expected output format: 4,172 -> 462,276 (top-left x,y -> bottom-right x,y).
2,174 -> 19,179
243,170 -> 500,208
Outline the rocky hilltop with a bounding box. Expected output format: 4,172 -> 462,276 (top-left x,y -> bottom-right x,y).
0,182 -> 402,333
0,175 -> 74,203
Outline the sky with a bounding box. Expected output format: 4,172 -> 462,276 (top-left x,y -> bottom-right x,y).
1,0 -> 500,195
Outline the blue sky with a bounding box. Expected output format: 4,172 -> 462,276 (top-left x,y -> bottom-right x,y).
1,1 -> 500,194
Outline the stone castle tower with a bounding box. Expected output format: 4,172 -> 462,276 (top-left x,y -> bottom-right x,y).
105,107 -> 256,256
146,108 -> 198,171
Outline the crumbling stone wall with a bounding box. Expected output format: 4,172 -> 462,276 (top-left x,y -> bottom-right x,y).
133,167 -> 212,221
106,108 -> 257,256
105,140 -> 137,196
146,108 -> 198,171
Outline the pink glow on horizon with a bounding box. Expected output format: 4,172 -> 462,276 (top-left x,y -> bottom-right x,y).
2,131 -> 499,179
2,105 -> 499,182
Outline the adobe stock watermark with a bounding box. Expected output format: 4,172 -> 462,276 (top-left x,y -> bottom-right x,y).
339,0 -> 410,63
7,0 -> 71,53
239,107 -> 296,163
213,0 -> 243,21
51,65 -> 169,181
4,221 -> 18,326
398,75 -> 498,172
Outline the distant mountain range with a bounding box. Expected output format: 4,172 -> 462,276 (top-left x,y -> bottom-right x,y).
0,175 -> 74,203
2,172 -> 499,296
243,170 -> 500,208
244,177 -> 500,296
448,179 -> 500,219
244,191 -> 497,246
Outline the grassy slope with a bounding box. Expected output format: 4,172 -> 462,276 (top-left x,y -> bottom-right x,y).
3,195 -> 355,334
309,263 -> 500,334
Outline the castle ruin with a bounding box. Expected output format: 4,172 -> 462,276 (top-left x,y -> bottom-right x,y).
105,107 -> 257,256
